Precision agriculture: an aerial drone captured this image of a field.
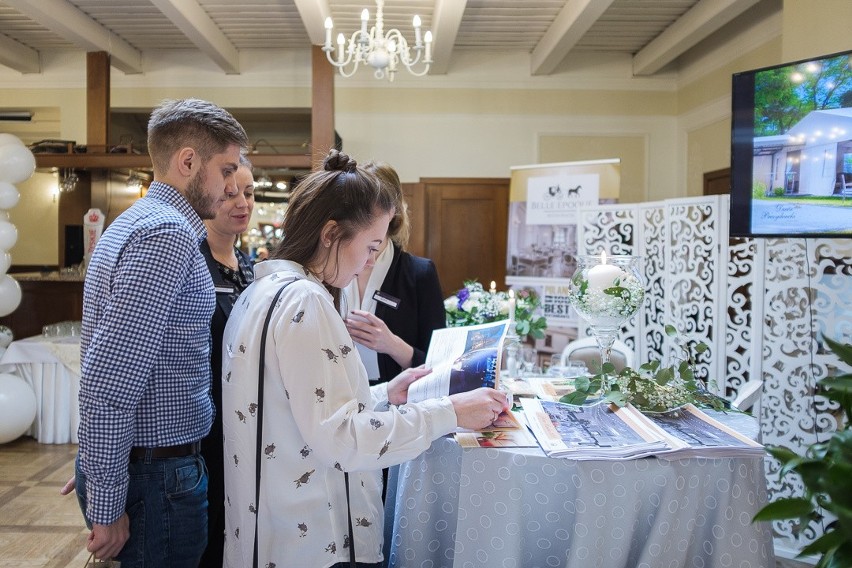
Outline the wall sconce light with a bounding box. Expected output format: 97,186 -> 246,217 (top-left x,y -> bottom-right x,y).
126,171 -> 143,194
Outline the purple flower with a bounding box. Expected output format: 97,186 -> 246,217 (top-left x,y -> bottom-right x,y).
457,287 -> 470,309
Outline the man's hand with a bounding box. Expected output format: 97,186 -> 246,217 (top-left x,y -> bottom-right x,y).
59,475 -> 75,495
88,514 -> 130,561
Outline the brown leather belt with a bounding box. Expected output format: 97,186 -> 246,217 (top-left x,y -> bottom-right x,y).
128,441 -> 201,461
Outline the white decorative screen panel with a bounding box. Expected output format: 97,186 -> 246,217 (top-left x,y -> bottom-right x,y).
574,197 -> 852,554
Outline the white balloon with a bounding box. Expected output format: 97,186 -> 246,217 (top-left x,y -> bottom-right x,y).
0,134 -> 24,149
0,252 -> 9,275
0,221 -> 16,251
0,182 -> 19,210
0,144 -> 36,184
0,373 -> 36,444
0,275 -> 21,317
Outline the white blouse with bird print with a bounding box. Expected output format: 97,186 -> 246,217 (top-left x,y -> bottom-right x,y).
221,259 -> 457,568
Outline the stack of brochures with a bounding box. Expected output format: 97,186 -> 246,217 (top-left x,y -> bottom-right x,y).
520,398 -> 764,460
408,321 -> 763,460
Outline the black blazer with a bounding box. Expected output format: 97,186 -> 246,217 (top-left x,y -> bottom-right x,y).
373,246 -> 446,383
198,240 -> 252,565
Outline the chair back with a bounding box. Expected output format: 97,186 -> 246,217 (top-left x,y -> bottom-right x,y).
732,380 -> 763,413
559,337 -> 634,373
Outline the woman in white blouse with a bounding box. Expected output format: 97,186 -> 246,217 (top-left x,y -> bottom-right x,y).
221,149 -> 508,568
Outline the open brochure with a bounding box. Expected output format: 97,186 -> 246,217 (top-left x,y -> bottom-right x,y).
408,320 -> 510,403
455,411 -> 539,448
520,398 -> 764,460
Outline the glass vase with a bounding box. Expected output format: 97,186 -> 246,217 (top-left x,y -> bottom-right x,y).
502,332 -> 522,379
568,254 -> 644,390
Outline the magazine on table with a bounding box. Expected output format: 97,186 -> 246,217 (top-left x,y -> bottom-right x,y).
628,404 -> 765,459
521,398 -> 764,460
528,376 -> 579,401
520,398 -> 670,459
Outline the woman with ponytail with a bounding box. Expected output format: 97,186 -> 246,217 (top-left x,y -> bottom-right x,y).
221,150 -> 508,568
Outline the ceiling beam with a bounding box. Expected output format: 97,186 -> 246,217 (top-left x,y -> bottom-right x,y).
632,0 -> 760,76
149,0 -> 240,74
293,0 -> 331,46
2,0 -> 142,74
428,0 -> 466,75
531,0 -> 615,76
0,33 -> 39,73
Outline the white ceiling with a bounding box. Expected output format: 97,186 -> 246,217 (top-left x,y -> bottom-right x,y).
0,0 -> 774,78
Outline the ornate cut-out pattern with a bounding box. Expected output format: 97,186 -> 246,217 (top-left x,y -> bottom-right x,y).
577,206 -> 640,351
725,237 -> 756,398
639,204 -> 666,360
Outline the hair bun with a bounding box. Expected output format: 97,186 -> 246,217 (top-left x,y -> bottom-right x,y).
323,149 -> 357,173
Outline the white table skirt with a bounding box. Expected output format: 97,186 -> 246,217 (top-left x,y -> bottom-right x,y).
0,336 -> 81,444
383,412 -> 775,568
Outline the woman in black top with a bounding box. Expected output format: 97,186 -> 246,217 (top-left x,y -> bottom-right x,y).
199,155 -> 255,567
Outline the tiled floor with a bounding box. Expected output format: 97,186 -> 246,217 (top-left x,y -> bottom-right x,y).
0,437 -> 90,568
0,436 -> 818,568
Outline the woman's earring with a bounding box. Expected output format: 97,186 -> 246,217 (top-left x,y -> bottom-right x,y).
324,241 -> 331,248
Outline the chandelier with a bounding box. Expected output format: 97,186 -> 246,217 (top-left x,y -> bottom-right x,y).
322,0 -> 432,81
59,168 -> 78,193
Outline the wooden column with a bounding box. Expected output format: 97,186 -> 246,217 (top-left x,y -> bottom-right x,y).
311,45 -> 334,171
86,51 -> 110,149
57,52 -> 107,266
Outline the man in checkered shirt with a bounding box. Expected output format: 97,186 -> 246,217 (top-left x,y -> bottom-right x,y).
74,98 -> 248,567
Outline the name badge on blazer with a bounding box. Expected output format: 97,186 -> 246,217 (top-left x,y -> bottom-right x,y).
373,290 -> 400,309
215,285 -> 234,294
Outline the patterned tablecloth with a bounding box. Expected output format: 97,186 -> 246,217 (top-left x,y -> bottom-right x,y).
383,411 -> 775,568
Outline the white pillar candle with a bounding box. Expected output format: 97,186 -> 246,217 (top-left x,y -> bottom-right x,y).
324,17 -> 333,49
424,31 -> 432,62
360,9 -> 369,38
508,289 -> 516,327
490,280 -> 497,294
413,15 -> 422,46
337,33 -> 345,64
587,251 -> 624,290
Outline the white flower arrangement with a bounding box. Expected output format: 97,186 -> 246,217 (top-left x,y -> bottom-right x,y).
444,280 -> 547,340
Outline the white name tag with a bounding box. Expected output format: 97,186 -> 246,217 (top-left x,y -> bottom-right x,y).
215,285 -> 234,294
373,290 -> 400,309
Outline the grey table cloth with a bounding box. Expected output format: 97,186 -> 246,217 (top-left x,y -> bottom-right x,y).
383,410 -> 775,568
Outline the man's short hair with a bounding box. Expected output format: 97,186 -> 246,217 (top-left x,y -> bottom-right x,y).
147,99 -> 248,175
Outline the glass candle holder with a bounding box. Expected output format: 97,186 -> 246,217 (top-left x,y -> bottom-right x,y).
568,253 -> 644,389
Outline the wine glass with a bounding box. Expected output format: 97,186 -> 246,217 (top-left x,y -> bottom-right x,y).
520,346 -> 538,376
568,253 -> 644,390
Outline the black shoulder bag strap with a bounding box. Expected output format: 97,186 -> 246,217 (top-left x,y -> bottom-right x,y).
253,277 -> 299,568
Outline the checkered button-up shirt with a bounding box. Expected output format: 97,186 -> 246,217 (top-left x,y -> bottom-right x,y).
78,181 -> 216,525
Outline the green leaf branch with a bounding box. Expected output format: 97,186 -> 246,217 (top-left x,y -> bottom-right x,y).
559,324 -> 725,413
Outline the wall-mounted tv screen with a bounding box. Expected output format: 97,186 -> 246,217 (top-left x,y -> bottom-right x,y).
730,49 -> 852,238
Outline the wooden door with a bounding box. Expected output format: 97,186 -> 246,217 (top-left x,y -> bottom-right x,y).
401,181 -> 426,258
703,168 -> 730,195
423,178 -> 509,298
